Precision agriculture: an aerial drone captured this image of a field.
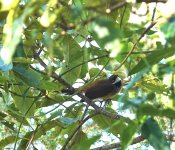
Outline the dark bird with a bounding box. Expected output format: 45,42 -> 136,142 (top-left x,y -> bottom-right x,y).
83,74 -> 122,101
62,75 -> 122,101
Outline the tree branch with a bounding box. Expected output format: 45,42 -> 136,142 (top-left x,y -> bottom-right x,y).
32,46 -> 131,150
91,135 -> 144,150
136,0 -> 167,3
90,133 -> 175,150
67,105 -> 90,149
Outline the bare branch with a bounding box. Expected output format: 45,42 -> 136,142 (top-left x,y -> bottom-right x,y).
91,135 -> 144,150
136,0 -> 167,3
91,133 -> 175,150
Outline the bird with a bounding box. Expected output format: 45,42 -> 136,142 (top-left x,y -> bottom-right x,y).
62,74 -> 122,102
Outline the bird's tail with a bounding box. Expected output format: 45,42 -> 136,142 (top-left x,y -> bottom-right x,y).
62,88 -> 86,102
61,88 -> 76,95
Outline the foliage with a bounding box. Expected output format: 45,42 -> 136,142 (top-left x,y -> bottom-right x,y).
0,0 -> 174,149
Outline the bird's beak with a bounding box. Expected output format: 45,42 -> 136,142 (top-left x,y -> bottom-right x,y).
113,77 -> 122,84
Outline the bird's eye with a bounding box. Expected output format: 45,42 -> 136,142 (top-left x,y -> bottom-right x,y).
112,78 -> 115,82
110,75 -> 117,83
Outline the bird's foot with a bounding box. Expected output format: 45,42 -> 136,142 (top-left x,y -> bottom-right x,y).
102,99 -> 111,109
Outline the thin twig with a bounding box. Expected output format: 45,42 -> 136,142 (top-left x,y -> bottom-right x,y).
91,133 -> 175,150
120,5 -> 127,28
115,20 -> 157,71
61,112 -> 99,150
68,104 -> 90,149
59,54 -> 108,77
45,95 -> 77,117
151,2 -> 157,21
25,124 -> 40,150
13,93 -> 38,150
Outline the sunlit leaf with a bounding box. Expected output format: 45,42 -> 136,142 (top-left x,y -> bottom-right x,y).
75,135 -> 100,150
0,58 -> 13,71
0,0 -> 39,64
161,14 -> 175,39
129,49 -> 175,75
90,17 -> 123,57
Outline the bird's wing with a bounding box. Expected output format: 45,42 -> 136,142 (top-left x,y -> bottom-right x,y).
84,80 -> 114,99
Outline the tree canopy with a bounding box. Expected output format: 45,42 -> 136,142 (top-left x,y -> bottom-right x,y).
0,0 -> 175,149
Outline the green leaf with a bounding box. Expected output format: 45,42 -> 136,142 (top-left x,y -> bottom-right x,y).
129,49 -> 175,75
140,80 -> 169,94
161,14 -> 175,39
60,35 -> 83,84
92,109 -> 127,136
137,74 -> 169,94
13,64 -> 43,87
40,80 -> 63,91
118,68 -> 149,102
75,135 -> 101,150
13,57 -> 33,64
59,116 -> 80,126
141,118 -> 170,150
0,75 -> 8,83
13,42 -> 26,58
11,75 -> 36,117
90,17 -> 123,57
7,106 -> 29,126
80,47 -> 89,78
18,120 -> 64,149
137,104 -> 175,119
117,4 -> 131,27
0,0 -> 39,64
89,68 -> 101,78
120,121 -> 138,150
0,135 -> 16,149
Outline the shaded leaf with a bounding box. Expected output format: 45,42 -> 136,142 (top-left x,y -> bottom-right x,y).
40,80 -> 63,91
18,120 -> 64,149
117,4 -> 131,27
60,35 -> 83,84
11,75 -> 36,117
121,121 -> 138,150
141,118 -> 170,150
92,109 -> 127,136
137,104 -> 175,119
0,135 -> 16,149
7,109 -> 29,126
13,64 -> 43,87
